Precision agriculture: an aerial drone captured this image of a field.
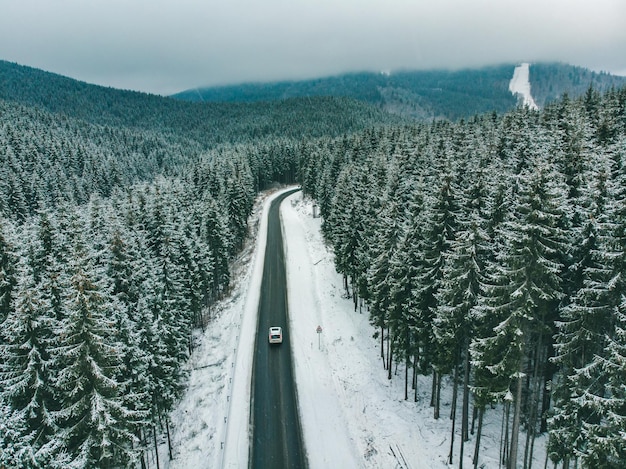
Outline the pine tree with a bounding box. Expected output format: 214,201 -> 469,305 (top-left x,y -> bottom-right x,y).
367,163 -> 404,377
548,159 -> 613,467
51,215 -> 145,468
0,402 -> 36,468
0,218 -> 18,323
572,150 -> 626,468
471,155 -> 567,469
415,167 -> 461,418
388,183 -> 425,402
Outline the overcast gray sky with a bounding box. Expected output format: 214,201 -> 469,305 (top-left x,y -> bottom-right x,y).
1,0 -> 625,95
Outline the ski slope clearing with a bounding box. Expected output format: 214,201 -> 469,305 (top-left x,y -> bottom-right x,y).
160,187 -> 547,468
509,63 -> 538,110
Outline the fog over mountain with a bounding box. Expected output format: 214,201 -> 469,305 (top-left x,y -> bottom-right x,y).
1,0 -> 625,95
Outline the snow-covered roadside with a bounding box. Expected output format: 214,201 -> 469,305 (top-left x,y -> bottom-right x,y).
282,192 -> 547,469
161,187 -> 295,469
509,63 -> 538,110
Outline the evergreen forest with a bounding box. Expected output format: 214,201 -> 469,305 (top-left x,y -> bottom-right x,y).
1,60 -> 626,468
299,86 -> 626,468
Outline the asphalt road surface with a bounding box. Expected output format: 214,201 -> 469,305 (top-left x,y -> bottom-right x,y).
251,188 -> 307,469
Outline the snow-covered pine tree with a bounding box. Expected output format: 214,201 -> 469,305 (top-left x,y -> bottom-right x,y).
0,401 -> 36,468
0,227 -> 60,467
367,161 -> 405,377
51,211 -> 146,468
548,156 -> 613,467
200,195 -> 230,303
415,163 -> 461,419
388,180 -> 426,402
0,218 -> 18,323
574,145 -> 626,468
470,152 -> 567,469
433,162 -> 492,466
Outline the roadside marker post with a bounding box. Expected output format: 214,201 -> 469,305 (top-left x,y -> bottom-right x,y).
316,325 -> 322,350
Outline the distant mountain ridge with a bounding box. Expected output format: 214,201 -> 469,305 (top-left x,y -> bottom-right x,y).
173,63 -> 626,121
0,60 -> 402,149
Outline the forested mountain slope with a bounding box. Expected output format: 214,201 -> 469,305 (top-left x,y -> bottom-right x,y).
174,63 -> 626,121
530,62 -> 626,107
174,65 -> 518,121
0,60 -> 403,148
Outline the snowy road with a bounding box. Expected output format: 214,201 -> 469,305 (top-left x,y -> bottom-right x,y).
251,189 -> 306,468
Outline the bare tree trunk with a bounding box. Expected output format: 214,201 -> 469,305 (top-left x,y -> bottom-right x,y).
501,401 -> 511,468
413,353 -> 418,402
460,346 -> 470,468
509,373 -> 524,469
525,335 -> 545,469
405,350 -> 409,400
166,418 -> 173,461
473,406 -> 484,469
138,429 -> 147,469
448,364 -> 459,464
471,404 -> 478,435
430,370 -> 437,408
434,371 -> 442,420
462,346 -> 470,442
450,366 -> 459,420
387,327 -> 391,379
380,325 -> 385,366
153,425 -> 161,469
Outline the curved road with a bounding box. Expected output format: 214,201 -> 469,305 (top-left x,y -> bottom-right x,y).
251,188 -> 307,469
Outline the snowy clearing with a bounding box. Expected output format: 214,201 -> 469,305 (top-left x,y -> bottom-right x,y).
509,63 -> 538,110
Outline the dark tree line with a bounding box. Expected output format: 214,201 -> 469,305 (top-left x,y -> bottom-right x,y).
299,86 -> 626,468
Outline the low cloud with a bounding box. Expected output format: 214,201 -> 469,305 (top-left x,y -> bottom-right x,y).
2,0 -> 625,94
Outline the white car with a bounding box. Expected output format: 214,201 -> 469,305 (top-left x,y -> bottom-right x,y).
268,326 -> 283,344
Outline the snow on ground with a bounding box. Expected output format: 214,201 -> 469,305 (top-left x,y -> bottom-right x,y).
159,187 -> 547,469
509,63 -> 538,110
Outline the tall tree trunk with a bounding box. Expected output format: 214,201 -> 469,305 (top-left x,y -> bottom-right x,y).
502,400 -> 511,468
387,335 -> 393,380
473,406 -> 484,469
471,404 -> 478,435
413,353 -> 418,402
153,425 -> 161,469
524,333 -> 545,469
138,429 -> 147,469
450,365 -> 459,420
380,324 -> 385,366
405,349 -> 409,400
430,370 -> 437,408
509,372 -> 524,469
434,371 -> 442,420
166,418 -> 173,461
460,345 -> 471,467
540,373 -> 551,433
448,364 -> 459,464
462,345 -> 470,441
